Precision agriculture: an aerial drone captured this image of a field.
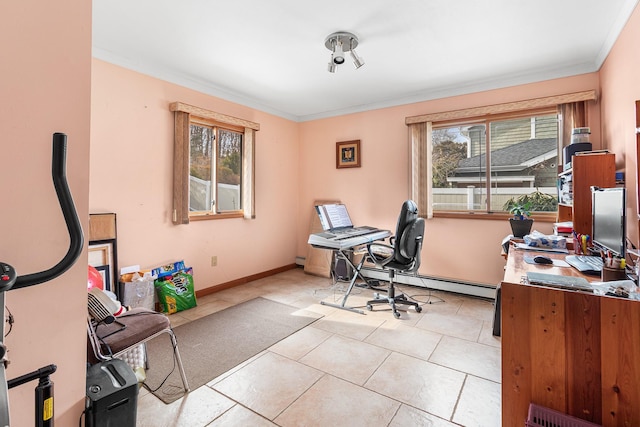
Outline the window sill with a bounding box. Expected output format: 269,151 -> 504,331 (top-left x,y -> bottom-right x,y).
431,211 -> 557,222
189,211 -> 244,221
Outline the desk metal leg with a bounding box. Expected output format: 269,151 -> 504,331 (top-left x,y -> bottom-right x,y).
320,250 -> 368,314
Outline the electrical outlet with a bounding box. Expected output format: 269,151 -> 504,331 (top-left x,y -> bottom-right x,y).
211,256 -> 217,267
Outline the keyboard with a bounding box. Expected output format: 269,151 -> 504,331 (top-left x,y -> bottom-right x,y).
318,226 -> 378,240
526,272 -> 593,292
308,229 -> 391,250
565,255 -> 604,275
334,227 -> 379,240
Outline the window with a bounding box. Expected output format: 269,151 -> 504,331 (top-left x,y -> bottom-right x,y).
189,121 -> 243,213
431,112 -> 559,214
170,102 -> 259,224
406,90 -> 597,219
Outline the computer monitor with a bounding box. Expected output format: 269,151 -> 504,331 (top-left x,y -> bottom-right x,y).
591,186 -> 626,257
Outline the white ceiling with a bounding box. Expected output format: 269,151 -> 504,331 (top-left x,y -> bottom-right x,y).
92,0 -> 639,122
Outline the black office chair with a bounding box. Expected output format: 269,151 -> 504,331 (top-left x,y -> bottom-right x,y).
366,200 -> 425,318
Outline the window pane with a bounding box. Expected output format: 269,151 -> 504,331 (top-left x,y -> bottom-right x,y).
432,125 -> 485,212
489,115 -> 558,213
189,124 -> 214,212
431,114 -> 559,214
217,129 -> 242,212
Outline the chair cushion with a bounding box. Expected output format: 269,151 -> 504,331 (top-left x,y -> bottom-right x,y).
91,308 -> 170,358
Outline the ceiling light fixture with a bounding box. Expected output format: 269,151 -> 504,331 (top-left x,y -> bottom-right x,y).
349,39 -> 365,69
324,31 -> 364,73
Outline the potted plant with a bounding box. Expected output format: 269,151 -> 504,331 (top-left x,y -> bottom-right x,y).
505,200 -> 534,238
503,190 -> 558,237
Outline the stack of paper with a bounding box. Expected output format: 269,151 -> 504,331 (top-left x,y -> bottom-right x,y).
553,221 -> 573,237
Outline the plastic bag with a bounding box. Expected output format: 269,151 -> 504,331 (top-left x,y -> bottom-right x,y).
152,261 -> 197,314
119,271 -> 156,310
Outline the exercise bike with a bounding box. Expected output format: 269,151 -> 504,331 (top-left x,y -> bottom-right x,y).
0,133 -> 83,426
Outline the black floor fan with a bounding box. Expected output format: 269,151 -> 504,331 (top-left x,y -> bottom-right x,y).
0,133 -> 83,426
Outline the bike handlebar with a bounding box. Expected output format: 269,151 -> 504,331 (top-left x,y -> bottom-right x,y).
13,133 -> 84,289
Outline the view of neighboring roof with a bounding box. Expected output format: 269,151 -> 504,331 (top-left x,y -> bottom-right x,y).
455,138 -> 557,173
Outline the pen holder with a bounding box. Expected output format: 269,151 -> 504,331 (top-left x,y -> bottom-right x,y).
601,266 -> 627,282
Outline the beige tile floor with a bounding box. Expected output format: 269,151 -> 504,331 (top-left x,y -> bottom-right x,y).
136,268 -> 501,427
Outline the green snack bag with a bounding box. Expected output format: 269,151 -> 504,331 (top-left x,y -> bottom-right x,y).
154,267 -> 197,314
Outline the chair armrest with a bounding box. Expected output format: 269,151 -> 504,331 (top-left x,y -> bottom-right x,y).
366,242 -> 395,267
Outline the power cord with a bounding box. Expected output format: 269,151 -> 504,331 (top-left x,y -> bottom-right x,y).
142,336 -> 178,393
369,272 -> 446,308
402,274 -> 499,308
326,275 -> 367,304
400,274 -> 446,305
396,284 -> 446,306
339,278 -> 445,313
311,255 -> 371,302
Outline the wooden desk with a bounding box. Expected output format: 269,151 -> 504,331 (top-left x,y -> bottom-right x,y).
501,248 -> 640,427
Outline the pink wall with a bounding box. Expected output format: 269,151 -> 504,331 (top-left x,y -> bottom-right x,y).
299,74 -> 601,285
91,61 -> 604,290
0,2 -> 634,424
0,1 -> 91,425
600,4 -> 640,246
90,60 -> 300,288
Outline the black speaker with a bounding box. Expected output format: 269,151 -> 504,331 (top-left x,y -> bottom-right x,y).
333,253 -> 353,281
563,142 -> 592,170
86,359 -> 138,427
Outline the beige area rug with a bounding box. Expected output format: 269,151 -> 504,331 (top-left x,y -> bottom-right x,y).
143,297 -> 322,403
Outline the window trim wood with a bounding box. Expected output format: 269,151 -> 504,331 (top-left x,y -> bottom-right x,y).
408,93 -> 595,219
405,90 -> 596,125
170,102 -> 260,131
170,102 -> 259,224
432,210 -> 558,222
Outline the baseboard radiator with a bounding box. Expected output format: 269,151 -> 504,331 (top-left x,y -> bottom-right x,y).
296,257 -> 496,300
360,267 -> 496,299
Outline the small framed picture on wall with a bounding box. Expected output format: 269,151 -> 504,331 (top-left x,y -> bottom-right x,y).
336,140 -> 361,169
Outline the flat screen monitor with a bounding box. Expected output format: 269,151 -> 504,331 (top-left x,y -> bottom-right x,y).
591,186 -> 626,257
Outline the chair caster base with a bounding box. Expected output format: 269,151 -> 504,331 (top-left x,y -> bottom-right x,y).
366,296 -> 422,318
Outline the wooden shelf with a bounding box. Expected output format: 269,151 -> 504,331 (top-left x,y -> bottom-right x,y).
557,204 -> 573,223
557,152 -> 615,236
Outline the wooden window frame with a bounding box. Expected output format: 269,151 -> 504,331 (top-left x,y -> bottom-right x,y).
431,110 -> 559,219
170,102 -> 259,224
407,90 -> 597,220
